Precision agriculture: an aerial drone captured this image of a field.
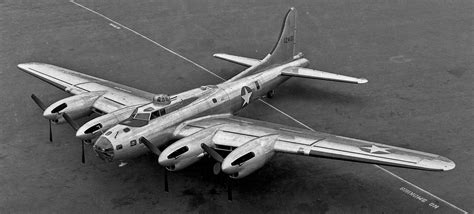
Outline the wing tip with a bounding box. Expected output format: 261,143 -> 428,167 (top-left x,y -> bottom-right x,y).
419,156 -> 456,171
357,78 -> 368,84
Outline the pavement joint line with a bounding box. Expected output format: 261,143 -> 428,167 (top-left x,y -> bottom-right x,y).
69,1 -> 467,213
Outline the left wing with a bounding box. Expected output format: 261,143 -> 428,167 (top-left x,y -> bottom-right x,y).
175,115 -> 455,171
18,62 -> 154,113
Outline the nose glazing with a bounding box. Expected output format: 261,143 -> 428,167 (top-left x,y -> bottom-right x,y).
94,137 -> 114,161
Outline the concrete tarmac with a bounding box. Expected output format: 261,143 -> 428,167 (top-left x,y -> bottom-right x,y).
1,0 -> 473,213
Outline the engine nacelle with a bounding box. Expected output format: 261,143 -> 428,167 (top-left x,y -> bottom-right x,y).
43,91 -> 106,123
76,105 -> 138,140
158,126 -> 221,171
221,135 -> 278,179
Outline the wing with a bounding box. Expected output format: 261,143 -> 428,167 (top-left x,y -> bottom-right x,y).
213,53 -> 261,67
175,115 -> 455,171
281,67 -> 368,84
18,62 -> 154,113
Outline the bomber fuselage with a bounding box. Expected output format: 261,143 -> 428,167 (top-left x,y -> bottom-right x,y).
93,58 -> 309,162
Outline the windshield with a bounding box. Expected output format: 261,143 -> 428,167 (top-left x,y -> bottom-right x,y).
134,113 -> 150,121
118,109 -> 150,127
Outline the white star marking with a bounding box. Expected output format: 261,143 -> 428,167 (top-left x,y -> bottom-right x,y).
362,145 -> 391,154
241,87 -> 252,107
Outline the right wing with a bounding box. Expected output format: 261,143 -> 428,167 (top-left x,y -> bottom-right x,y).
175,115 -> 455,171
18,62 -> 154,113
281,67 -> 368,84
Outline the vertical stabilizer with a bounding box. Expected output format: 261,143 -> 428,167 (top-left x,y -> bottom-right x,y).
226,8 -> 298,82
266,7 -> 297,65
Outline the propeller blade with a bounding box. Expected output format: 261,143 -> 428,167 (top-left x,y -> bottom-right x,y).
63,113 -> 80,131
31,94 -> 53,142
49,120 -> 53,142
164,168 -> 169,192
31,94 -> 46,111
213,162 -> 221,175
139,137 -> 161,156
201,143 -> 224,163
227,177 -> 232,201
81,140 -> 85,164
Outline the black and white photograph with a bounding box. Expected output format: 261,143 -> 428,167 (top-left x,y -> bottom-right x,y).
1,0 -> 472,213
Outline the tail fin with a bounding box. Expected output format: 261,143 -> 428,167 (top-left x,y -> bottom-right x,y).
266,7 -> 297,65
225,8 -> 298,82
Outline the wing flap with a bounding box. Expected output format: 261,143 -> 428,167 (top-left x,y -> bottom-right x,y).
281,67 -> 368,84
213,53 -> 261,67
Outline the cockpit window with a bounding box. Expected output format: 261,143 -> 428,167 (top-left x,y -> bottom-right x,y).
134,113 -> 150,121
150,108 -> 166,120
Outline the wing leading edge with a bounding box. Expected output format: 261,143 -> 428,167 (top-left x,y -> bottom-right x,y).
175,115 -> 455,171
18,62 -> 154,113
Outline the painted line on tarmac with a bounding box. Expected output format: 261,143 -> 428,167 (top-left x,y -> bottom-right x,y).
109,23 -> 121,29
69,0 -> 224,81
69,1 -> 467,213
376,165 -> 467,214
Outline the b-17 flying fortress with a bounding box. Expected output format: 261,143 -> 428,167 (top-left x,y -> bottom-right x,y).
18,8 -> 455,201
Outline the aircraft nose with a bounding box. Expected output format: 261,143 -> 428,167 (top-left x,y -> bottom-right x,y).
93,137 -> 114,161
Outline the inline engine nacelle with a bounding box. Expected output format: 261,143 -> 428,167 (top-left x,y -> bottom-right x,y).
75,105 -> 138,140
221,134 -> 278,179
43,91 -> 106,123
158,125 -> 222,171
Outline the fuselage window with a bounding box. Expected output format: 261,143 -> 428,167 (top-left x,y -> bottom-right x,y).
123,127 -> 130,133
212,98 -> 217,103
105,131 -> 112,136
130,140 -> 137,146
116,144 -> 123,150
254,81 -> 261,90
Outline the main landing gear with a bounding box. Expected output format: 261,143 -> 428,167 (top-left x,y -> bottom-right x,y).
266,90 -> 275,98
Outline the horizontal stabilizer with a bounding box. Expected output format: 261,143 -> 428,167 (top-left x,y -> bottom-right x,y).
213,53 -> 261,67
281,67 -> 368,84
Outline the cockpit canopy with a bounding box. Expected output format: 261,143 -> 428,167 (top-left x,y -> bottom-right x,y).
119,103 -> 168,127
153,94 -> 171,105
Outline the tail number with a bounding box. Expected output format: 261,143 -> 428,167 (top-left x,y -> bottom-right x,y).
283,36 -> 294,43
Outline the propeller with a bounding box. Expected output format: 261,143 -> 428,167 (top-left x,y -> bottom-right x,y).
62,113 -> 85,164
201,143 -> 232,201
31,94 -> 53,142
201,143 -> 223,174
140,137 -> 168,192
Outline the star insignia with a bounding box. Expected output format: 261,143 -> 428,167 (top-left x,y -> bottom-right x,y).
360,145 -> 391,154
241,86 -> 252,107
